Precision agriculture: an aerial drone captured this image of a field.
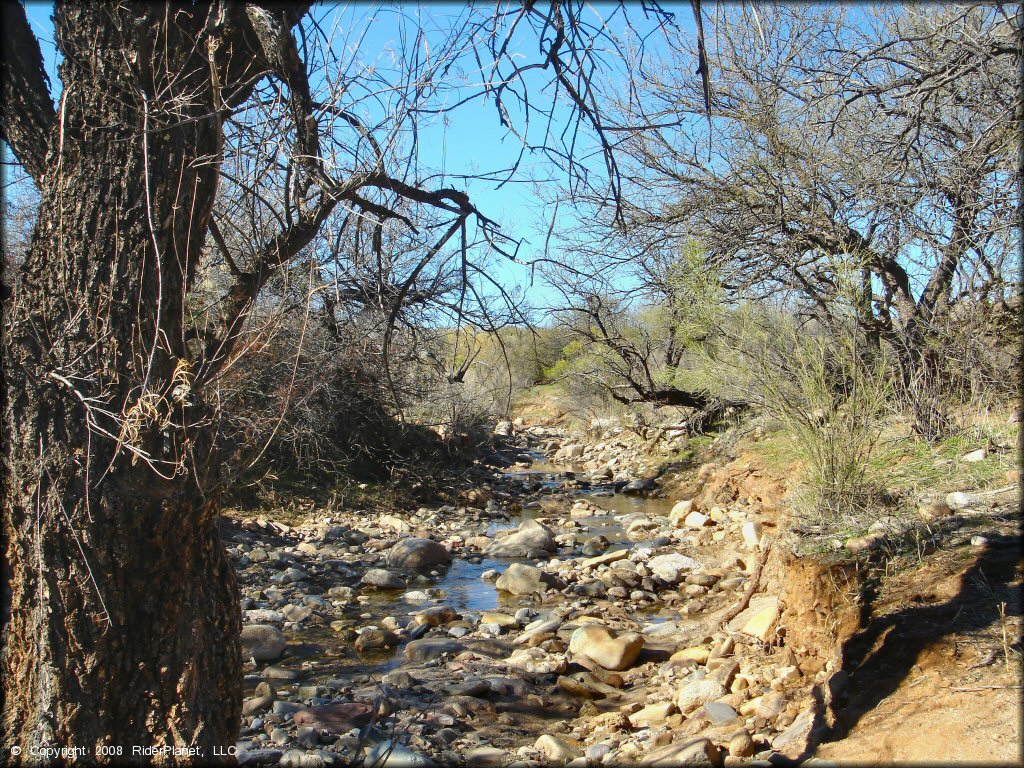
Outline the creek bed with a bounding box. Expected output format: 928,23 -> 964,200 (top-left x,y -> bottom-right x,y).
250,460 -> 680,692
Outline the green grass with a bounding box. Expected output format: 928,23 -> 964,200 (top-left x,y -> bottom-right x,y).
871,421 -> 1019,497
746,424 -> 804,472
742,407 -> 1019,562
753,412 -> 1018,502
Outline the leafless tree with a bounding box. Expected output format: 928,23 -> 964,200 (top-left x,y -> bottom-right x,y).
553,3 -> 1021,437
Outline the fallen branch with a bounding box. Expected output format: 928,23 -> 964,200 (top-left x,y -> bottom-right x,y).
644,427 -> 667,454
950,685 -> 1023,692
721,539 -> 773,626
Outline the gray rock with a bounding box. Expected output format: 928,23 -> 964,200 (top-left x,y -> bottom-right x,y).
573,581 -> 606,597
621,478 -> 656,495
404,638 -> 465,662
382,670 -> 417,687
585,744 -> 612,762
946,491 -> 984,510
241,625 -> 287,662
465,747 -> 505,766
242,694 -> 275,717
486,519 -> 557,557
282,604 -> 313,623
296,727 -> 321,748
495,563 -> 565,596
245,609 -> 286,624
407,622 -> 430,639
361,568 -> 406,589
648,553 -> 701,583
464,638 -> 514,659
262,666 -> 299,681
364,741 -> 435,768
675,679 -> 727,712
702,701 -> 737,724
442,679 -> 491,697
386,537 -> 451,571
280,750 -> 329,768
276,567 -> 309,585
772,707 -> 817,757
639,738 -> 720,767
581,536 -> 609,556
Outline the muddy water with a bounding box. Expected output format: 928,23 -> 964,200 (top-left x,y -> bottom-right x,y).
261,458 -> 678,689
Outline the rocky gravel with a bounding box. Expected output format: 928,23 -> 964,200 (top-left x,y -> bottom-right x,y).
226,423 -> 841,767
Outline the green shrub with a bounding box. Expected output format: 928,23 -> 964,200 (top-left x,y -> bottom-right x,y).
707,303 -> 893,524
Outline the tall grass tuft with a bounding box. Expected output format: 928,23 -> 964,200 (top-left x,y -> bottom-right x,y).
703,300 -> 893,526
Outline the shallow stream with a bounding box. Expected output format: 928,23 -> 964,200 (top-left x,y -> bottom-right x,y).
255,455 -> 679,689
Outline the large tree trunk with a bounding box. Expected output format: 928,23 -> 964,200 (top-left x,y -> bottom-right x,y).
2,4 -> 240,760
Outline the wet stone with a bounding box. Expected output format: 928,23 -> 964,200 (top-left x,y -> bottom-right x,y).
361,568 -> 406,589
404,638 -> 465,662
387,537 -> 451,571
354,628 -> 399,651
495,563 -> 565,596
292,702 -> 374,734
241,625 -> 287,662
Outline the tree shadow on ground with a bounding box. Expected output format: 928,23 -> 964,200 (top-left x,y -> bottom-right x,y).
808,532 -> 1022,755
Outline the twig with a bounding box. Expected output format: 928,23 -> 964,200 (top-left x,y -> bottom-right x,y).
998,601 -> 1010,674
950,685 -> 1023,692
967,649 -> 997,670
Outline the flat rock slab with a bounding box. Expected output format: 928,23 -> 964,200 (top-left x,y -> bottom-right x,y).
726,596 -> 779,636
772,705 -> 818,757
404,638 -> 465,662
365,740 -> 435,768
703,700 -> 738,725
639,737 -> 721,767
292,702 -> 374,734
582,549 -> 629,568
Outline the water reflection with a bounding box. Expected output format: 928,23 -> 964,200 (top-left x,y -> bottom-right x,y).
267,459 -> 677,686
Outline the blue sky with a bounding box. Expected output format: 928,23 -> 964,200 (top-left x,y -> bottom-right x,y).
16,2 -> 693,313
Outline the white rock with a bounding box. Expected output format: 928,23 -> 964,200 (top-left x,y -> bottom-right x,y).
741,520 -> 762,549
505,647 -> 568,675
945,491 -> 977,510
534,734 -> 580,763
675,678 -> 727,712
647,553 -> 701,584
683,511 -> 712,529
669,499 -> 695,527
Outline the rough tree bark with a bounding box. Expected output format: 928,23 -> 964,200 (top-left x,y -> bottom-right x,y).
2,0 -> 663,760
0,3 -> 257,760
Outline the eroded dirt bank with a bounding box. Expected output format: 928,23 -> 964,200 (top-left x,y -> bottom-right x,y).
225,422 -> 1022,767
